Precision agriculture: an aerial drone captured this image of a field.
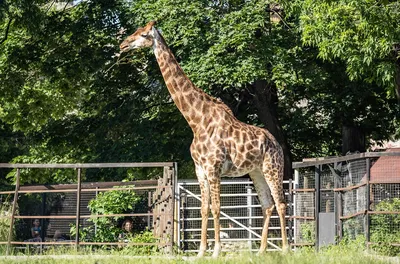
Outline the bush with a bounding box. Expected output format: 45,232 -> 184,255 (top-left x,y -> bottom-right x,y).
300,221 -> 315,243
0,199 -> 16,254
70,185 -> 142,243
370,198 -> 400,256
119,229 -> 159,255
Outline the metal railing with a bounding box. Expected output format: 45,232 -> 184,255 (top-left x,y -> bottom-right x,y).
0,162 -> 176,255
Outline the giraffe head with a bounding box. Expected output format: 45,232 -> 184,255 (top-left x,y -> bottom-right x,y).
119,21 -> 156,52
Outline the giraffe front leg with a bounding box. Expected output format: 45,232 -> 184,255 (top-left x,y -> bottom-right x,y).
198,192 -> 210,257
195,164 -> 210,258
209,177 -> 222,258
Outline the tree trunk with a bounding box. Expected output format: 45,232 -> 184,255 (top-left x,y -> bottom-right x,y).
251,80 -> 292,180
341,125 -> 366,155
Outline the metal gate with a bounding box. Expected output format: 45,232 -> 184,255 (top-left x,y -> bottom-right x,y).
176,178 -> 293,253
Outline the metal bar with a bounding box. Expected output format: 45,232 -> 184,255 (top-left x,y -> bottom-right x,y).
292,151 -> 400,168
182,226 -> 291,232
365,158 -> 371,249
184,204 -> 263,210
0,162 -> 175,169
75,168 -> 82,251
291,188 -> 316,192
0,185 -> 169,195
340,210 -> 367,220
182,237 -> 285,242
315,165 -> 321,250
6,168 -> 20,256
19,180 -> 159,190
290,216 -> 315,220
333,162 -> 339,241
333,182 -> 367,192
181,215 -> 290,221
293,169 -> 299,245
247,185 -> 252,251
0,212 -> 172,220
168,166 -> 175,253
288,178 -> 293,244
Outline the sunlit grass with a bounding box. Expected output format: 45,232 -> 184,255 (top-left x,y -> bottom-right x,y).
0,246 -> 393,264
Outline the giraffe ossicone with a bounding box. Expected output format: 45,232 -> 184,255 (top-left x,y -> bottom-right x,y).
120,21 -> 288,257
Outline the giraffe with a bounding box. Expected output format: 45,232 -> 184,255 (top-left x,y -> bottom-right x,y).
120,21 -> 288,257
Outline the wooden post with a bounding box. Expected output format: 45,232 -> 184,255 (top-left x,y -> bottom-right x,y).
75,168 -> 82,251
6,168 -> 20,256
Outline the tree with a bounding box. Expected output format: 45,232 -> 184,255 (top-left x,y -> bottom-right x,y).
291,0 -> 400,99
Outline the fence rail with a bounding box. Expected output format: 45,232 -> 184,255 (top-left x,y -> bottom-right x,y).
0,162 -> 176,255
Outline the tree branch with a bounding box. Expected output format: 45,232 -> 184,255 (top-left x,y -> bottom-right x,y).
0,17 -> 13,45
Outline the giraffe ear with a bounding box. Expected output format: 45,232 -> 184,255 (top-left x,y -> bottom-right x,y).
145,21 -> 156,30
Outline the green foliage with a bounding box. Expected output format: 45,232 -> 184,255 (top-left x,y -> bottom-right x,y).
118,229 -> 159,255
300,221 -> 316,243
0,0 -> 398,187
370,198 -> 400,256
292,0 -> 400,97
71,186 -> 141,243
0,198 -> 16,254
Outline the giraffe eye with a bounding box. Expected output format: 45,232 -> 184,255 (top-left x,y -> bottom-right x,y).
141,33 -> 148,38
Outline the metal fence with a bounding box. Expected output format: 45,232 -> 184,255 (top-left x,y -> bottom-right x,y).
0,163 -> 176,255
292,151 -> 400,250
1,151 -> 399,255
176,178 -> 293,253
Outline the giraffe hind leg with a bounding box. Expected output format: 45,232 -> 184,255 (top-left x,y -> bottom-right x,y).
263,160 -> 289,252
249,169 -> 274,254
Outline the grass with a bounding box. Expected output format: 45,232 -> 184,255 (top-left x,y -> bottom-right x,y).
0,245 -> 395,264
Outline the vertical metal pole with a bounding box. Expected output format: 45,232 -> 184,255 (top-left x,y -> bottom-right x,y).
176,182 -> 181,252
293,169 -> 299,246
75,168 -> 82,251
94,187 -> 98,236
315,165 -> 321,250
288,179 -> 293,246
247,185 -> 253,251
169,166 -> 175,254
6,168 -> 20,256
182,190 -> 188,251
365,158 -> 371,249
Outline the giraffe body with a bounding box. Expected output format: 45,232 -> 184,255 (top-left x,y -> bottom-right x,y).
120,21 -> 288,257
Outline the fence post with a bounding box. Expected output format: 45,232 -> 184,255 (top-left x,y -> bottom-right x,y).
75,168 -> 82,251
315,165 -> 321,250
247,185 -> 253,251
288,178 -> 293,246
6,168 -> 20,256
293,169 -> 299,246
365,158 -> 371,249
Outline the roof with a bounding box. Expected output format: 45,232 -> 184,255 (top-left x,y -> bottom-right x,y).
370,148 -> 400,183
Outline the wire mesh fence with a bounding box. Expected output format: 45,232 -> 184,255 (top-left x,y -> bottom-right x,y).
293,151 -> 400,252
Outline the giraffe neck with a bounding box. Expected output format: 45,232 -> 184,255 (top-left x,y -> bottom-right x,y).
152,28 -> 207,130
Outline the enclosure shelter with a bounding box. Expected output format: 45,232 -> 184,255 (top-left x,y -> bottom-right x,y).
292,150 -> 400,250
